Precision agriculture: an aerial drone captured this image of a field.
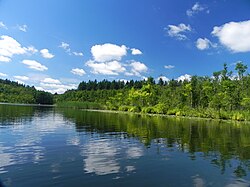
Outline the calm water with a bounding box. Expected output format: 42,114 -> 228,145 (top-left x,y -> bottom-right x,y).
0,105 -> 250,187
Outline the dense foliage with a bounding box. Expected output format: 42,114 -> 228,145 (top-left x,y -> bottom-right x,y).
0,79 -> 54,104
57,62 -> 250,121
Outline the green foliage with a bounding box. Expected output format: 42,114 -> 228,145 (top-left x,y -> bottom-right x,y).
0,79 -> 53,104
4,62 -> 250,121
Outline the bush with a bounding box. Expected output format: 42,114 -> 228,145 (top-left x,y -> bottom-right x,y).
118,105 -> 130,111
128,106 -> 141,113
167,108 -> 178,115
153,103 -> 168,114
232,112 -> 245,121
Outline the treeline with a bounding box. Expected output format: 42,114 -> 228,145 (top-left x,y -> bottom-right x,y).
0,79 -> 54,104
78,79 -> 147,90
57,62 -> 250,121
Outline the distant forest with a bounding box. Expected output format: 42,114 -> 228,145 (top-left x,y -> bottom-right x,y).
1,62 -> 250,121
0,79 -> 53,104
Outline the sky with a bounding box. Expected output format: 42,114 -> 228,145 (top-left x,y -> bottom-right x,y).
0,0 -> 250,93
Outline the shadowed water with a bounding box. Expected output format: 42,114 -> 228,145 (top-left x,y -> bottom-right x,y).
0,104 -> 250,187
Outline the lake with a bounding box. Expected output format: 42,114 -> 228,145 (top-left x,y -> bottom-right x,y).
0,105 -> 250,187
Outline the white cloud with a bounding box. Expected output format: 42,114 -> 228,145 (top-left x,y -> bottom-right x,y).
72,51 -> 83,56
15,80 -> 25,84
18,24 -> 28,32
126,61 -> 148,77
186,2 -> 207,17
164,65 -> 175,69
71,68 -> 86,76
40,49 -> 54,59
42,78 -> 61,84
26,46 -> 38,54
212,20 -> 250,52
0,35 -> 27,62
59,42 -> 70,50
166,23 -> 192,40
59,42 -> 83,56
131,48 -> 142,55
86,60 -> 126,75
158,76 -> 169,82
119,79 -> 128,83
196,38 -> 211,50
91,43 -> 127,62
0,22 -> 7,29
130,61 -> 148,72
59,42 -> 70,52
39,82 -> 77,94
0,56 -> 11,62
13,75 -> 29,81
22,60 -> 48,71
176,74 -> 192,81
0,73 -> 7,77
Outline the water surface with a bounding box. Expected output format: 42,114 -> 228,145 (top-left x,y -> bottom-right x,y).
0,105 -> 250,187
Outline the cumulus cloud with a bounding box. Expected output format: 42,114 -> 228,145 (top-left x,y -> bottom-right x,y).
86,60 -> 126,75
21,60 -> 48,71
71,68 -> 86,76
13,75 -> 29,81
0,35 -> 27,62
186,2 -> 208,17
0,72 -> 7,77
18,24 -> 28,32
42,78 -> 61,84
0,56 -> 11,62
91,43 -> 127,62
196,38 -> 211,50
176,74 -> 192,81
40,49 -> 54,59
39,82 -> 77,94
212,20 -> 250,52
0,22 -> 7,29
166,23 -> 192,40
164,65 -> 175,69
158,76 -> 169,82
131,48 -> 142,55
126,61 -> 148,77
13,75 -> 29,84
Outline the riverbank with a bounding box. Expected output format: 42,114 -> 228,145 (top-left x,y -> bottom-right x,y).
56,102 -> 250,123
82,109 -> 250,124
0,102 -> 55,107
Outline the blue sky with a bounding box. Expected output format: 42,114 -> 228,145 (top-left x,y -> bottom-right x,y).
0,0 -> 250,93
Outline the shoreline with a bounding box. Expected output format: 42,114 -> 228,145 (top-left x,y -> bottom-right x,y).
1,102 -> 249,124
0,102 -> 55,107
78,108 -> 250,124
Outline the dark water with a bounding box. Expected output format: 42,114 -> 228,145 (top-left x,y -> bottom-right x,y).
0,105 -> 250,187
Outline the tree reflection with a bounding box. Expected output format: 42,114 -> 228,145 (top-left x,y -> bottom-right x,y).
59,108 -> 250,177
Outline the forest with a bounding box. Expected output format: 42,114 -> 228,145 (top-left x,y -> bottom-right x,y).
1,62 -> 250,121
56,62 -> 250,121
0,79 -> 54,104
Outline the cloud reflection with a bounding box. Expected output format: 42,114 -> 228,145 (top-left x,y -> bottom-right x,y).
225,179 -> 250,187
0,145 -> 15,174
126,146 -> 143,159
82,139 -> 120,175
